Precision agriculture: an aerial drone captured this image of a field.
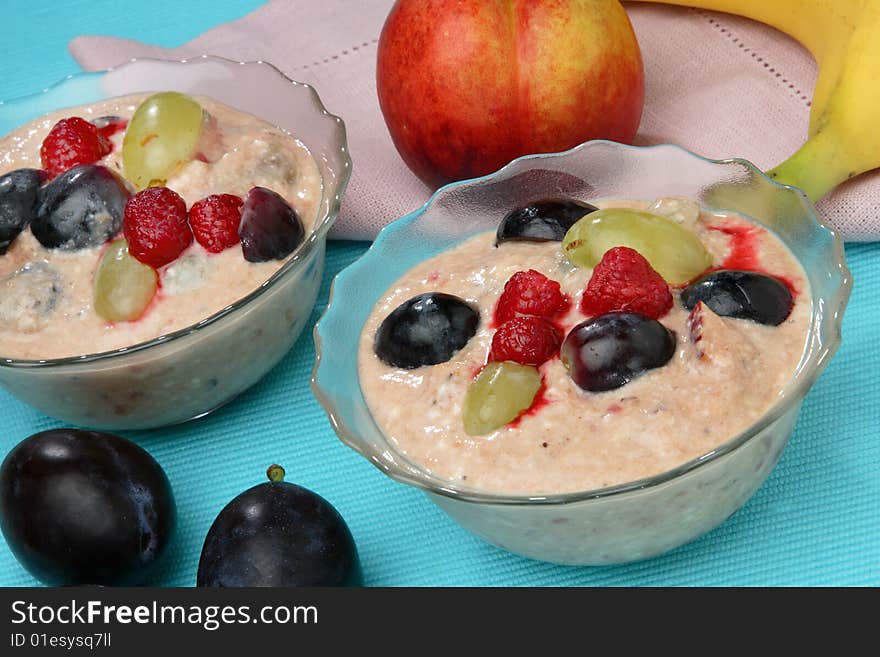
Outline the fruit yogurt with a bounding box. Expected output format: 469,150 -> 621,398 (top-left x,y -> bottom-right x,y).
0,92 -> 322,360
358,198 -> 811,496
0,91 -> 327,430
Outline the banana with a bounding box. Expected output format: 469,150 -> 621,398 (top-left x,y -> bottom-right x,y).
633,0 -> 878,202
767,1 -> 880,200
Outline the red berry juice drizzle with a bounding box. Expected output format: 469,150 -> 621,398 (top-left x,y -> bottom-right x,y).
97,119 -> 128,148
709,222 -> 760,271
551,294 -> 573,334
508,376 -> 549,429
707,221 -> 799,297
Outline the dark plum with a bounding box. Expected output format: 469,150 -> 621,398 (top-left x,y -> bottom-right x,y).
197,465 -> 361,587
561,312 -> 676,392
496,198 -> 598,244
374,292 -> 480,369
0,168 -> 46,254
31,164 -> 129,250
238,186 -> 304,262
681,270 -> 792,326
0,429 -> 176,586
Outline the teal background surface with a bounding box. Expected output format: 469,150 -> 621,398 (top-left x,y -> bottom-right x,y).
0,0 -> 877,586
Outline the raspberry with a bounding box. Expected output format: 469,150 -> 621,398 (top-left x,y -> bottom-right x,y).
123,187 -> 192,268
494,269 -> 566,324
580,246 -> 673,319
40,117 -> 110,178
489,316 -> 561,366
189,194 -> 244,253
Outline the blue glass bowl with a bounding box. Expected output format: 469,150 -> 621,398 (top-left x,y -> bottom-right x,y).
312,140 -> 851,565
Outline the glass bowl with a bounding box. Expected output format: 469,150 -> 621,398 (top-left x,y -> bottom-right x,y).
312,140 -> 851,565
0,56 -> 351,430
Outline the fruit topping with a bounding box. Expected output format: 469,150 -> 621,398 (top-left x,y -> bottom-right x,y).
462,362 -> 542,436
374,292 -> 479,369
580,246 -> 672,319
489,316 -> 560,366
190,193 -> 244,253
40,117 -> 111,178
197,465 -> 361,587
686,301 -> 759,367
0,168 -> 46,254
31,164 -> 129,250
0,429 -> 176,586
562,207 -> 713,285
647,196 -> 700,228
496,199 -> 598,244
0,262 -> 62,333
123,186 -> 192,268
94,238 -> 159,322
122,91 -> 204,189
680,270 -> 792,326
561,312 -> 676,392
494,269 -> 566,324
238,186 -> 305,262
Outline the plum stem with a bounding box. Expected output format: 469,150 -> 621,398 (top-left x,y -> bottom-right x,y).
266,464 -> 285,483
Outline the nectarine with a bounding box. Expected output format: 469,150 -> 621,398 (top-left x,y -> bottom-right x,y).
377,0 -> 645,188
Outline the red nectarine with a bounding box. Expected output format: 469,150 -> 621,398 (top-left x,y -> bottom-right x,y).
377,0 -> 645,188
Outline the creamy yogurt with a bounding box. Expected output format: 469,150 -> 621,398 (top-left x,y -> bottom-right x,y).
358,201 -> 811,495
0,93 -> 322,360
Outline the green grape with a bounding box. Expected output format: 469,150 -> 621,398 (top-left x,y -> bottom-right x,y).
462,362 -> 542,436
122,92 -> 204,189
94,239 -> 158,322
561,208 -> 713,285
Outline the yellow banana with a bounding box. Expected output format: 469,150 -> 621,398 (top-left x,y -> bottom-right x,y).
633,0 -> 878,201
767,1 -> 880,200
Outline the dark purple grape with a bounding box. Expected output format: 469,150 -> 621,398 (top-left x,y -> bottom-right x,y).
0,168 -> 46,254
496,198 -> 598,244
31,164 -> 129,250
0,429 -> 176,586
238,186 -> 304,262
374,292 -> 480,369
561,312 -> 676,392
197,465 -> 361,587
681,270 -> 792,326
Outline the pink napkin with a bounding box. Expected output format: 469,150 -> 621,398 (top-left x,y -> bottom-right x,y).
70,0 -> 877,241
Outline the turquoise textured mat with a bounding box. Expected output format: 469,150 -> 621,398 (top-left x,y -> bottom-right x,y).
1,0 -> 878,586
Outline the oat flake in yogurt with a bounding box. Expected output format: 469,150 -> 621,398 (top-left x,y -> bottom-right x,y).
359,197 -> 811,496
0,91 -> 322,360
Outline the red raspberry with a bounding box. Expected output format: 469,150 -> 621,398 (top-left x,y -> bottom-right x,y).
189,194 -> 244,253
123,187 -> 192,268
580,246 -> 673,319
494,269 -> 566,324
489,316 -> 561,366
40,117 -> 111,178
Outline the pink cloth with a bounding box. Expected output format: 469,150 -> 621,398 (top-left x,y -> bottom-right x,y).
70,0 -> 877,241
